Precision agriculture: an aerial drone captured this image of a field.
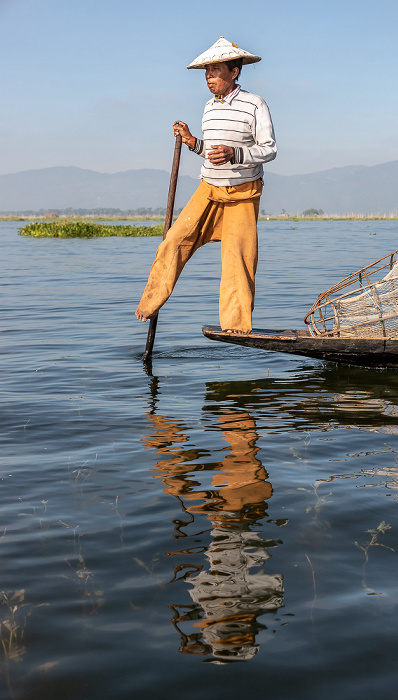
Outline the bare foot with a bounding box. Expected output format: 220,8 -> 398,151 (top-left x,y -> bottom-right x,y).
224,329 -> 250,336
135,307 -> 150,322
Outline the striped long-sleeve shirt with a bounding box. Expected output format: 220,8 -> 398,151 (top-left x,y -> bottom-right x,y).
190,86 -> 277,187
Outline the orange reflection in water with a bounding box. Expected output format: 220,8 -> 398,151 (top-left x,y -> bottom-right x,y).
144,411 -> 285,663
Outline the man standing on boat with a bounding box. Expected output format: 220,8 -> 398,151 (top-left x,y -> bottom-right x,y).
135,37 -> 277,335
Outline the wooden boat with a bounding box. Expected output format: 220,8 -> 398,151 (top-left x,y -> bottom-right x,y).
203,249 -> 398,367
202,326 -> 398,366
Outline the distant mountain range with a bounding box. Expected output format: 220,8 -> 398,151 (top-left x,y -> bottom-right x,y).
1,161 -> 398,215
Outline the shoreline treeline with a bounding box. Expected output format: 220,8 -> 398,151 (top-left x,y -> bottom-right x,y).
2,206 -> 398,223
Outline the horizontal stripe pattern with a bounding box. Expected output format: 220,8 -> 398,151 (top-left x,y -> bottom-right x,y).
197,89 -> 277,186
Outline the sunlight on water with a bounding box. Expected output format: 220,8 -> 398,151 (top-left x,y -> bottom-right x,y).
1,220 -> 398,699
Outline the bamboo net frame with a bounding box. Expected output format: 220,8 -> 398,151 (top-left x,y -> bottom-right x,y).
304,249 -> 398,338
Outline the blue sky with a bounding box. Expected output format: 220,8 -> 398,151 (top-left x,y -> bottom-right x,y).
1,0 -> 398,177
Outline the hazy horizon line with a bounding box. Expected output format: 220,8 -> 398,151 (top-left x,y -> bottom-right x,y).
1,158 -> 398,179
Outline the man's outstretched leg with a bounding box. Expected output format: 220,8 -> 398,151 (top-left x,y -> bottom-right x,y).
135,181 -> 221,322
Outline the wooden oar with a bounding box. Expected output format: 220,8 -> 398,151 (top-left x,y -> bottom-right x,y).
142,133 -> 182,363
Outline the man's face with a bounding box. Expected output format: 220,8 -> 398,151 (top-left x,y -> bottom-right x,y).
205,62 -> 238,96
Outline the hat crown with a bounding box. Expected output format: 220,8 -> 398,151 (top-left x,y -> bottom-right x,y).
211,36 -> 235,48
187,36 -> 261,70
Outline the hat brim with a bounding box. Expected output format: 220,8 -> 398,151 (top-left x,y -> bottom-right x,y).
187,55 -> 261,69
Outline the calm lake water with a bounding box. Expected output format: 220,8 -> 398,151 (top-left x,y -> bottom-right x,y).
1,219 -> 398,699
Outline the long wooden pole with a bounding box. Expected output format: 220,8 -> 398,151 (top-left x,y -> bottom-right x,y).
142,134 -> 182,363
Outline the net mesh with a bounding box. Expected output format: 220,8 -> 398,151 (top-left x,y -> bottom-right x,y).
304,250 -> 398,338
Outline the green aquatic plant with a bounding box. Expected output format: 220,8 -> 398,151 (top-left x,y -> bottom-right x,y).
19,221 -> 164,238
62,527 -> 105,614
0,588 -> 50,695
298,481 -> 332,517
355,521 -> 395,593
0,589 -> 27,663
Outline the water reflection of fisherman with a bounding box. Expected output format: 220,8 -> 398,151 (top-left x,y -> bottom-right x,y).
145,412 -> 284,663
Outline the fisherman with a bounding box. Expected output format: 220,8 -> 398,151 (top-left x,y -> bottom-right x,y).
135,37 -> 277,335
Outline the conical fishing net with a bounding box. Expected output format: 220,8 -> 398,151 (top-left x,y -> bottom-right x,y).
304,250 -> 398,338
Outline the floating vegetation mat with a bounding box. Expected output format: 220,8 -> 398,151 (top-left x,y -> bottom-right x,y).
19,221 -> 164,238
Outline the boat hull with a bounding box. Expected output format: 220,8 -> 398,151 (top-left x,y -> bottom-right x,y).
202,326 -> 398,367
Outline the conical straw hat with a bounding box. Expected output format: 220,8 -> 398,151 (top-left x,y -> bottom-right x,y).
187,36 -> 261,70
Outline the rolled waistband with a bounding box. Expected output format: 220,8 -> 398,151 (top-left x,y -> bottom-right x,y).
201,178 -> 263,203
